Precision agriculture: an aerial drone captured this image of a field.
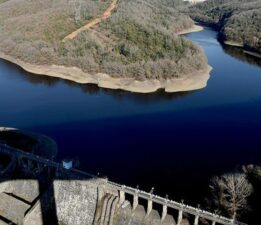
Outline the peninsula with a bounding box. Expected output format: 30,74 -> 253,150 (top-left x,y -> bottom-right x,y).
0,0 -> 211,93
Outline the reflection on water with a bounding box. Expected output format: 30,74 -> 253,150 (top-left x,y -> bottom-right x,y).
222,44 -> 261,68
1,59 -> 195,103
78,84 -> 195,104
1,59 -> 60,86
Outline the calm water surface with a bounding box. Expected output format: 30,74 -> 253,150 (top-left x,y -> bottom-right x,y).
0,27 -> 261,206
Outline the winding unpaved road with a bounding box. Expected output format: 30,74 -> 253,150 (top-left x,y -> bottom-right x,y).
63,0 -> 118,41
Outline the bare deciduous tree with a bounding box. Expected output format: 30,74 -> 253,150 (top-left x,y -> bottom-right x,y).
209,173 -> 253,221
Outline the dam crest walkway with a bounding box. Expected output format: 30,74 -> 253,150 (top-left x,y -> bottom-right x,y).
0,144 -> 247,225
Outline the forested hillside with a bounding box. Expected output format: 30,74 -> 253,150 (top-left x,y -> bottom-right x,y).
0,0 -> 208,81
186,0 -> 261,53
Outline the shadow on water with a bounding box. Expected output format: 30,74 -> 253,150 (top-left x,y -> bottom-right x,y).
0,59 -> 60,87
221,44 -> 261,68
71,83 -> 195,104
0,58 -> 196,103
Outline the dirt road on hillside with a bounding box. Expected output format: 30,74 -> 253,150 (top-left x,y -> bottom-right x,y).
63,0 -> 118,41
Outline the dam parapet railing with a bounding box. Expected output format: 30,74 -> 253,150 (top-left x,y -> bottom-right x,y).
106,180 -> 241,225
0,144 -> 247,225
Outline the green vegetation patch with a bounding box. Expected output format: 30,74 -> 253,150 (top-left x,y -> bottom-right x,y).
0,0 -> 8,4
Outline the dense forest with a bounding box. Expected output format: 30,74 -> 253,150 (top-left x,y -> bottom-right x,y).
0,0 -> 208,81
186,0 -> 261,53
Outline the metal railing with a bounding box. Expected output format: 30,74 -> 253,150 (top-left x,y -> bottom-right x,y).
107,180 -> 239,225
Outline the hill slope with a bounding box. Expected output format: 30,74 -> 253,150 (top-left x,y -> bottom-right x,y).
0,0 -> 210,92
187,0 -> 261,54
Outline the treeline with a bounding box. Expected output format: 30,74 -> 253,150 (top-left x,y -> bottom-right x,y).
186,0 -> 261,53
0,0 -> 208,80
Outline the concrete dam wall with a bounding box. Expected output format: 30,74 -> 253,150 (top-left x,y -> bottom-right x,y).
0,144 -> 245,225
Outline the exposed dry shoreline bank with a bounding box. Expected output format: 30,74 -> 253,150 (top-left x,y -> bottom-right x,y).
0,52 -> 212,93
0,24 -> 212,93
177,24 -> 204,35
223,41 -> 261,59
244,50 -> 261,58
224,41 -> 244,48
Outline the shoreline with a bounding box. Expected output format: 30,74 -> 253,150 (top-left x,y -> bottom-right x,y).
192,21 -> 261,59
177,24 -> 204,35
0,52 -> 212,93
223,40 -> 244,48
223,41 -> 261,59
244,50 -> 261,59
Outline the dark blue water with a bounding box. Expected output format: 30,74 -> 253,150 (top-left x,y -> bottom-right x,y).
0,27 -> 261,206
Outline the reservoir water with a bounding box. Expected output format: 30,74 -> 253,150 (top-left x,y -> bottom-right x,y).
0,27 -> 261,212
